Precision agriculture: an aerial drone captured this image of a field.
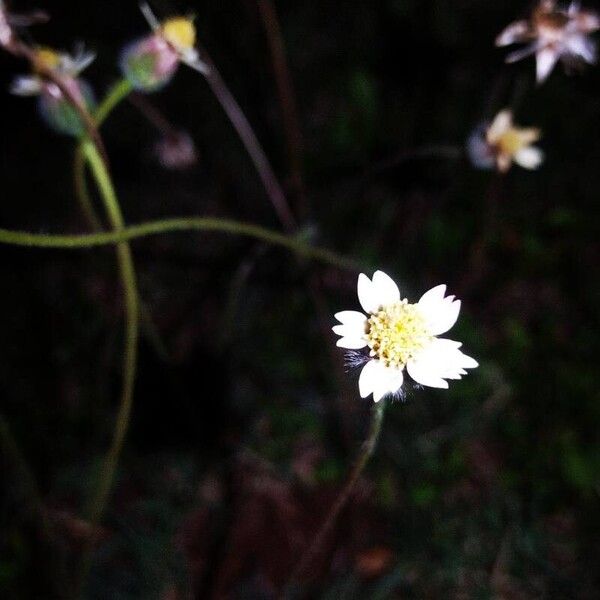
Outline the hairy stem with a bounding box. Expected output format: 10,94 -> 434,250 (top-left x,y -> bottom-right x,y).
80,140 -> 140,527
0,217 -> 360,272
284,398 -> 387,595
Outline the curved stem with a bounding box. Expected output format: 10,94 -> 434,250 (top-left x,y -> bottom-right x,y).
0,217 -> 360,272
73,79 -> 133,227
199,47 -> 297,232
80,140 -> 140,527
284,398 -> 387,595
94,79 -> 133,127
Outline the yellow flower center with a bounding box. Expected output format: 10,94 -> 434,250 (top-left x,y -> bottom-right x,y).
366,301 -> 432,368
161,17 -> 196,51
33,47 -> 61,72
497,130 -> 528,155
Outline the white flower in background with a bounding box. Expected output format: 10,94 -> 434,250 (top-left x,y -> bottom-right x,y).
333,271 -> 478,401
468,109 -> 543,173
496,0 -> 600,84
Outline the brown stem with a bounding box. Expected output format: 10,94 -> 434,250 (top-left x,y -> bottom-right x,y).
256,0 -> 307,217
199,45 -> 297,232
128,92 -> 180,139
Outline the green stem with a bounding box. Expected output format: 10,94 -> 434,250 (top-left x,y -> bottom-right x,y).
80,139 -> 140,527
94,79 -> 133,127
73,79 -> 133,227
0,217 -> 360,272
284,398 -> 387,595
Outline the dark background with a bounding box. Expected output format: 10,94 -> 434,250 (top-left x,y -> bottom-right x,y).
1,0 -> 600,598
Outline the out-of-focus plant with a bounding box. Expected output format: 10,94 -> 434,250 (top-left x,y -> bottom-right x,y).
496,0 -> 600,83
467,109 -> 544,173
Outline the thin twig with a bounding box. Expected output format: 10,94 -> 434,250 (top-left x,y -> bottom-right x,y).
256,0 -> 307,216
284,398 -> 387,596
199,45 -> 297,232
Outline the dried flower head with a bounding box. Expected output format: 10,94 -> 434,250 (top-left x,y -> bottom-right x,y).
497,0 -> 600,83
468,109 -> 544,173
120,3 -> 208,92
333,271 -> 478,401
10,45 -> 96,136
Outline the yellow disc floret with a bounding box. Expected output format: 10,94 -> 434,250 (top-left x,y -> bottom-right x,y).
161,17 -> 196,51
497,129 -> 536,156
366,300 -> 432,368
33,47 -> 62,72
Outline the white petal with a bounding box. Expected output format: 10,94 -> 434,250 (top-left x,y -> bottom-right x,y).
406,358 -> 449,389
486,110 -> 513,143
457,352 -> 478,369
428,299 -> 461,336
514,146 -> 544,170
418,284 -> 447,307
373,366 -> 404,402
408,338 -> 477,387
371,271 -> 400,306
566,34 -> 597,63
332,322 -> 365,340
505,43 -> 538,64
357,273 -> 379,314
418,285 -> 461,335
569,1 -> 582,17
10,76 -> 42,96
334,310 -> 367,326
407,338 -> 478,385
496,20 -> 530,46
536,47 -> 560,83
336,336 -> 368,350
359,360 -> 380,398
575,10 -> 600,33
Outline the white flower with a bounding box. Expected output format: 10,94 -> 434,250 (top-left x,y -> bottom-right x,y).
468,109 -> 543,173
496,0 -> 600,84
333,271 -> 478,401
10,46 -> 95,98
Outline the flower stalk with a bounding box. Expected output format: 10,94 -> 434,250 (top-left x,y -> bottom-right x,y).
285,397 -> 388,594
80,139 -> 140,527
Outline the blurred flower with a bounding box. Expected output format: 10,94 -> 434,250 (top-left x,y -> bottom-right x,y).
468,109 -> 544,173
333,271 -> 478,401
154,131 -> 198,170
0,1 -> 48,49
120,2 -> 208,92
496,0 -> 600,83
0,1 -> 13,47
10,45 -> 96,136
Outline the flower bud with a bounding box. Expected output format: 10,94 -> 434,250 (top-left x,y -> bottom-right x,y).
38,78 -> 96,136
119,34 -> 180,91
